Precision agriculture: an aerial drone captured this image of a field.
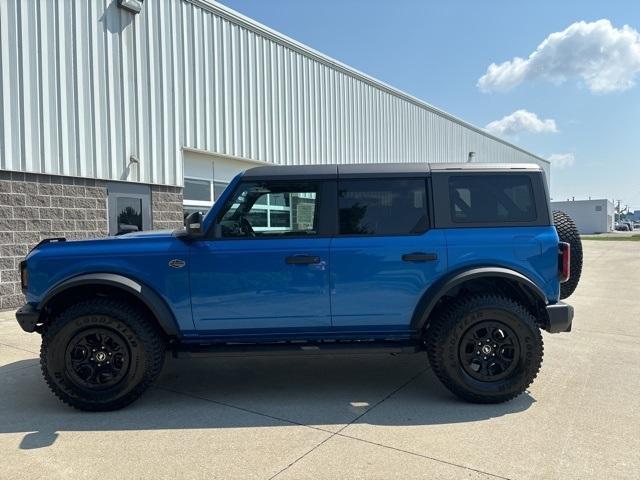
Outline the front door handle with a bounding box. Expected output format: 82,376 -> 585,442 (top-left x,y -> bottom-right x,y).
402,252 -> 438,262
285,255 -> 321,265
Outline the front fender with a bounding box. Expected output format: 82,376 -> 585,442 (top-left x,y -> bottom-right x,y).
38,273 -> 180,337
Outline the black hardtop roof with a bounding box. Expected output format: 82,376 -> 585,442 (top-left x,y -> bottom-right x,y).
242,162 -> 542,180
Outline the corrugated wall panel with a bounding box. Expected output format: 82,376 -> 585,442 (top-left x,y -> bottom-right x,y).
0,0 -> 549,186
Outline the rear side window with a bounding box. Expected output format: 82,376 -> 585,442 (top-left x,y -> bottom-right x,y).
338,179 -> 428,235
449,175 -> 536,224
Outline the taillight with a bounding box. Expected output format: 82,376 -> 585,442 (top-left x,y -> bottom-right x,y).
559,242 -> 570,283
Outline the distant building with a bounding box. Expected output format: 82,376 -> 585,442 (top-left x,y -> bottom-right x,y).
551,199 -> 614,234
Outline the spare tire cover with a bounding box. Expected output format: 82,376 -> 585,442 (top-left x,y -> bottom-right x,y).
553,210 -> 583,299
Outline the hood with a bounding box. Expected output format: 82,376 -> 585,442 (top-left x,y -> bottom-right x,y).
114,229 -> 177,238
26,229 -> 180,260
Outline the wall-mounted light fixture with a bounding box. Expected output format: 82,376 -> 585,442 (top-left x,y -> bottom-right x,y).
467,151 -> 476,163
123,154 -> 140,181
118,0 -> 144,14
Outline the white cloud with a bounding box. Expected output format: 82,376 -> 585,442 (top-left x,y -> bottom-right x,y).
485,109 -> 557,136
478,19 -> 640,93
548,153 -> 575,168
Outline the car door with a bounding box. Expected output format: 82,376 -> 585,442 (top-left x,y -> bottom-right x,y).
189,179 -> 334,335
330,176 -> 447,333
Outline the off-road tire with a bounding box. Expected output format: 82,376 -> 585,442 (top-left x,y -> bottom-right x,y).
553,209 -> 583,299
40,298 -> 166,411
426,295 -> 543,404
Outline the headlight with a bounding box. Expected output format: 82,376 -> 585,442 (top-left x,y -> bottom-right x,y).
20,261 -> 28,290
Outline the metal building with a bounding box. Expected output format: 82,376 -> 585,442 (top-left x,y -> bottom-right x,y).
551,200 -> 614,234
0,0 -> 549,308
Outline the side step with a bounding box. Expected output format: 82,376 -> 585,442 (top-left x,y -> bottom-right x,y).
173,341 -> 422,358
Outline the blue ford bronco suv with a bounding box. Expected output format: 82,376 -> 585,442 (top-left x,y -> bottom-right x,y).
16,163 -> 582,411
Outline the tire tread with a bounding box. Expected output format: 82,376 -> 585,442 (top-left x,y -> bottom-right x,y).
553,210 -> 583,299
426,294 -> 543,404
40,297 -> 165,411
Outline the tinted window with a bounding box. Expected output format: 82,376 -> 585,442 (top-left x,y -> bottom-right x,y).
116,197 -> 142,234
218,182 -> 319,238
449,175 -> 536,223
338,179 -> 428,235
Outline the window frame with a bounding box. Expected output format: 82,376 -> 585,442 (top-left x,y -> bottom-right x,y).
209,179 -> 337,240
431,171 -> 551,228
106,182 -> 151,236
336,177 -> 431,237
183,176 -> 214,206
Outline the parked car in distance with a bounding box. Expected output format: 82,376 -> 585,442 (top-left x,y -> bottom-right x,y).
16,163 -> 581,411
615,222 -> 630,231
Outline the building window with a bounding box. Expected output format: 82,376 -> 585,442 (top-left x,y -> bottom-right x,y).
214,182 -> 229,201
184,178 -> 212,202
338,179 -> 428,236
107,182 -> 151,236
116,197 -> 143,234
595,205 -> 602,212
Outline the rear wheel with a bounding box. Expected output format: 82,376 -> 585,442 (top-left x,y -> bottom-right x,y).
40,298 -> 166,411
553,210 -> 583,299
426,295 -> 543,403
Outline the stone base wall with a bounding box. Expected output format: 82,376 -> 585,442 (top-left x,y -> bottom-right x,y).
151,185 -> 184,230
0,171 -> 185,310
0,171 -> 109,309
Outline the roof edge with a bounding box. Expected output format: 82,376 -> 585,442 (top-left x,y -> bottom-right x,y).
187,0 -> 549,165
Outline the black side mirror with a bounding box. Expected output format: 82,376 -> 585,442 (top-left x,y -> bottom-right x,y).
185,211 -> 204,237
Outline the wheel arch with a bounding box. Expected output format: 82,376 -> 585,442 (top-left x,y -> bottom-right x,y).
37,273 -> 180,338
411,267 -> 549,334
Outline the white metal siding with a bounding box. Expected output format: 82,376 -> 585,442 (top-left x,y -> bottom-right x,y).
551,200 -> 613,234
0,0 -> 549,186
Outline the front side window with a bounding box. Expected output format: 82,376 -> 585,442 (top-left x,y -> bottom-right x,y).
217,182 -> 320,238
338,179 -> 428,235
449,175 -> 536,224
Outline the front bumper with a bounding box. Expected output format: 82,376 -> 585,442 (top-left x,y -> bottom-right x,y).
545,302 -> 574,333
15,303 -> 41,333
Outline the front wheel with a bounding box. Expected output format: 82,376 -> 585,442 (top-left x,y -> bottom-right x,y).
40,298 -> 166,411
426,295 -> 543,403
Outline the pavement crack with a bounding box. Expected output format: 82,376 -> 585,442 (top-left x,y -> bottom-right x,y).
154,385 -> 334,434
572,329 -> 640,339
0,342 -> 39,356
335,432 -> 512,480
266,367 -> 429,480
334,367 -> 429,432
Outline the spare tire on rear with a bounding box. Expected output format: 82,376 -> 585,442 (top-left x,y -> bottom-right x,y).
553,210 -> 583,299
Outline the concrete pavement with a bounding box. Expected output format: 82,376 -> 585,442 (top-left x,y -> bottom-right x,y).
0,240 -> 638,479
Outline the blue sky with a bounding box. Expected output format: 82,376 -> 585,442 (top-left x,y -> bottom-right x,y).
219,0 -> 640,210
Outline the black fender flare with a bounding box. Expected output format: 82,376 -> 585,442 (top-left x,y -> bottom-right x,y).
410,267 -> 548,332
38,273 -> 180,337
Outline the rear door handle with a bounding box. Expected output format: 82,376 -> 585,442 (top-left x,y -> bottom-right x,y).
285,255 -> 321,265
402,252 -> 438,262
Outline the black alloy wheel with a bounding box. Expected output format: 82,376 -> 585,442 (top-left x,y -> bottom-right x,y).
458,321 -> 520,382
65,328 -> 131,389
